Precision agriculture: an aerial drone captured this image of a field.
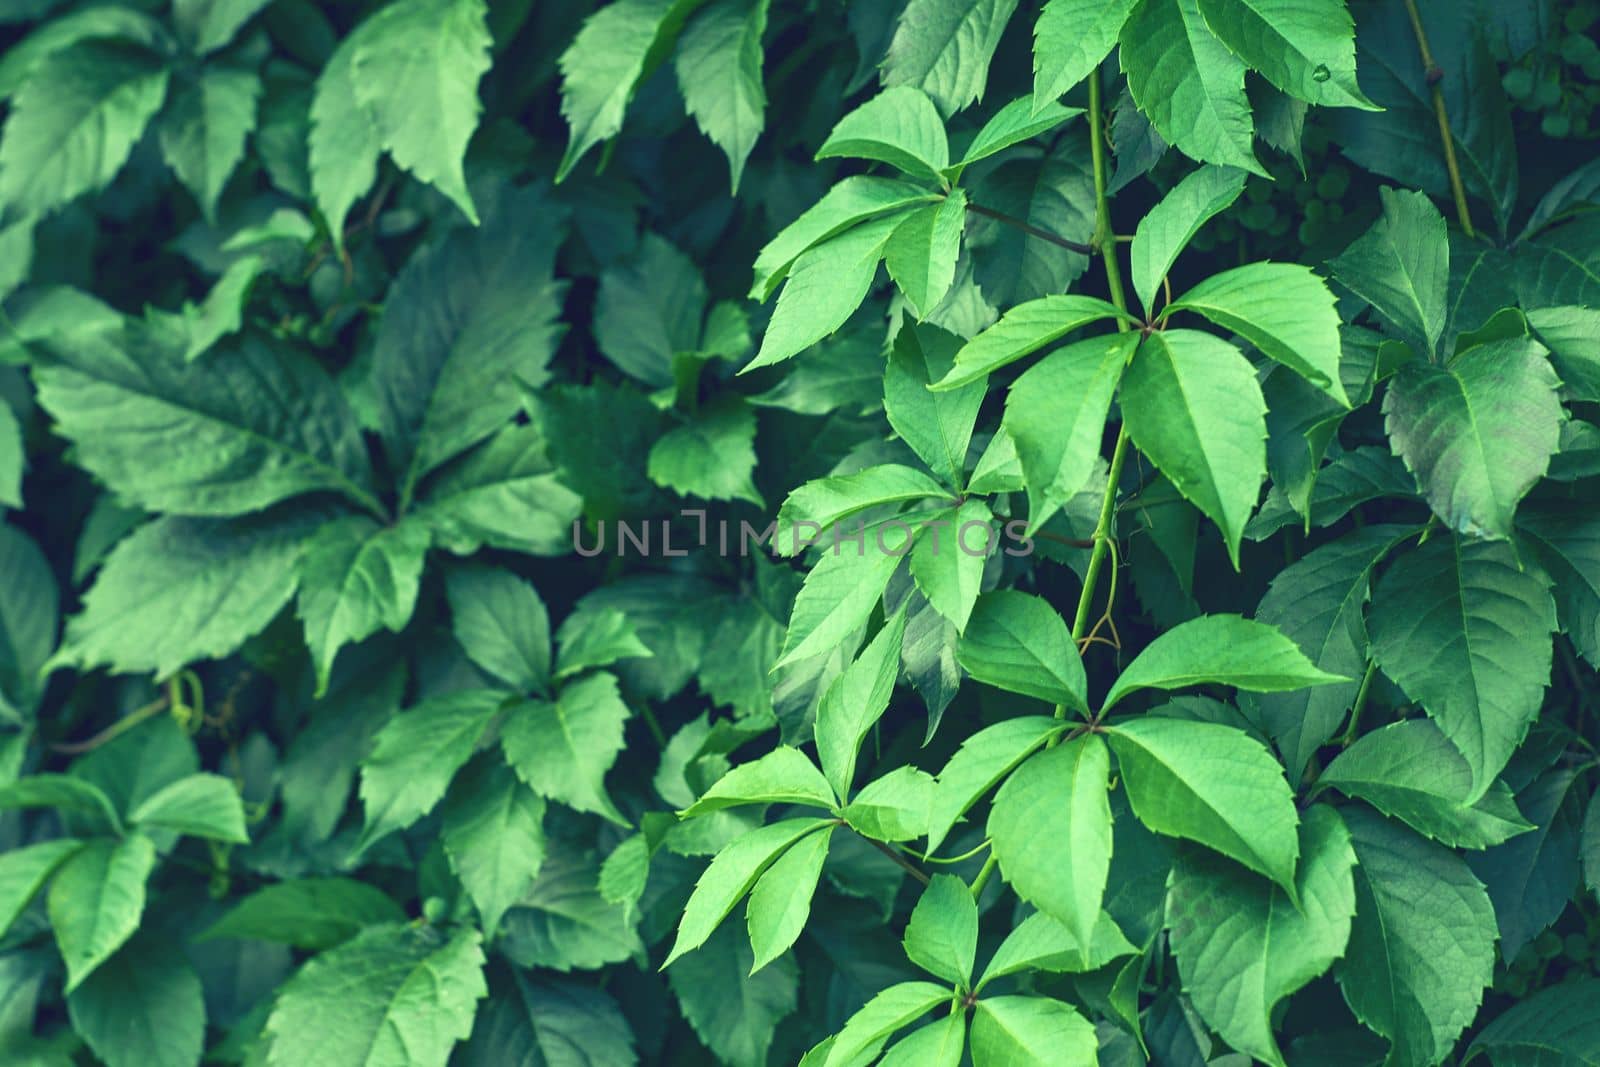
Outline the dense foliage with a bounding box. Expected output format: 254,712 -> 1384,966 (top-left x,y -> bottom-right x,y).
0,0 -> 1598,1064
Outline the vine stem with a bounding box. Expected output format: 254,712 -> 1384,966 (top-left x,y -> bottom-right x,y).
966,201 -> 1095,255
865,836 -> 931,886
1066,70 -> 1135,661
970,854 -> 998,899
1339,659 -> 1379,747
51,694 -> 171,754
1087,73 -> 1132,322
1401,0 -> 1475,236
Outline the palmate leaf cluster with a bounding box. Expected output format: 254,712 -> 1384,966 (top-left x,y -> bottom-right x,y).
0,0 -> 1598,1065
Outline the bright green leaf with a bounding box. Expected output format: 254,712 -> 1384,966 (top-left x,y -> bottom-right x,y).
1105,716 -> 1300,892
989,735 -> 1112,950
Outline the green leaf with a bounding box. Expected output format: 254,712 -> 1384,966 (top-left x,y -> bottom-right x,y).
197,878 -> 407,951
0,524 -> 57,718
308,27 -> 381,246
1104,614 -> 1347,712
1254,526 -> 1416,784
53,513 -> 315,680
1033,0 -> 1136,108
1468,768 -> 1584,962
1383,338 -> 1563,540
747,823 -> 834,973
66,934 -> 204,1067
372,185 -> 567,504
0,839 -> 83,938
593,233 -> 705,389
349,0 -> 489,223
953,97 -> 1082,173
932,294 -> 1125,390
957,592 -> 1087,710
750,176 -> 940,300
1168,263 -> 1348,403
1105,716 -> 1300,892
1120,329 -> 1267,566
0,41 -> 169,217
775,517 -> 916,668
815,610 -> 908,798
886,323 -> 985,487
970,995 -> 1097,1066
881,1015 -> 966,1067
818,86 -> 949,179
1130,164 -> 1246,316
500,672 -> 632,825
1368,535 -> 1556,800
0,8 -> 170,100
172,0 -> 271,53
682,746 -> 836,816
160,253 -> 266,363
0,397 -> 21,510
296,516 -> 430,696
417,423 -> 583,559
664,816 -> 836,967
669,921 -> 799,1067
157,65 -> 261,221
648,397 -> 763,506
1194,0 -> 1374,109
978,910 -> 1137,987
444,563 -> 551,695
1527,305 -> 1600,403
841,765 -> 934,842
459,974 -> 637,1067
1329,187 -> 1449,360
675,0 -> 768,191
1584,785 -> 1600,902
497,847 -> 643,972
926,716 -> 1064,855
359,689 -> 505,845
746,213 -> 901,372
882,0 -> 1020,117
128,772 -> 248,843
0,775 -> 121,834
1317,720 -> 1532,849
47,833 -> 155,991
823,981 -> 951,1067
264,925 -> 486,1067
904,873 -> 978,987
1003,332 -> 1137,530
1336,808 -> 1496,1067
989,735 -> 1112,951
909,499 -> 991,632
1466,979 -> 1600,1066
554,608 -> 651,680
556,0 -> 699,181
1118,0 -> 1262,173
30,322 -> 377,517
1520,504 -> 1600,669
775,464 -> 948,558
1167,805 -> 1357,1067
442,759 -> 546,940
886,189 -> 967,317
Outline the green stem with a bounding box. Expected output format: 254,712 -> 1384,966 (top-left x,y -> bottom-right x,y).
966,201 -> 1095,255
1087,74 -> 1132,323
866,836 -> 931,886
51,694 -> 171,754
1066,71 -> 1137,659
1340,659 -> 1379,747
1402,0 -> 1475,237
970,854 -> 998,900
